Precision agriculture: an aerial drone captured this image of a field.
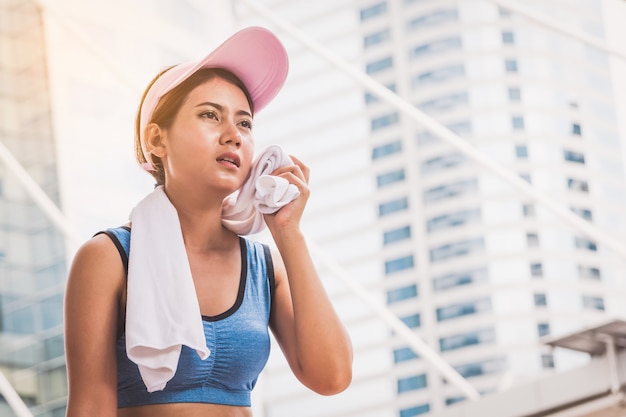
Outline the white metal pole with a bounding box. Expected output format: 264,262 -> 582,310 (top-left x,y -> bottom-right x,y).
308,240 -> 481,401
0,140 -> 81,250
237,0 -> 626,262
0,370 -> 34,417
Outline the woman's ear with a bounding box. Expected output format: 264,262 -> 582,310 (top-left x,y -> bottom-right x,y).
144,123 -> 167,158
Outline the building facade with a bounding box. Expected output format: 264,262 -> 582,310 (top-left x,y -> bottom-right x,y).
238,0 -> 626,416
0,1 -> 68,416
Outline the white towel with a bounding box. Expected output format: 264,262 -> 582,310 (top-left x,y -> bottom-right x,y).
125,145 -> 299,392
222,145 -> 300,235
127,186 -> 210,392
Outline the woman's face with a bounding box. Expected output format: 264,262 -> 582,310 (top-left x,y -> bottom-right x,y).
160,76 -> 255,195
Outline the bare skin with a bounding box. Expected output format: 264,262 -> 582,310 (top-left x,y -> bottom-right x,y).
64,77 -> 353,417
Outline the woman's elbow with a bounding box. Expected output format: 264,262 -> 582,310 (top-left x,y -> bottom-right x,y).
309,363 -> 353,396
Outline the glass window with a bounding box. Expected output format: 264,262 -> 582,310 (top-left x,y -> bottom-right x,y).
420,152 -> 465,174
578,265 -> 601,280
387,284 -> 418,304
423,178 -> 478,204
534,293 -> 547,307
372,140 -> 402,159
385,255 -> 415,274
426,208 -> 481,233
407,8 -> 458,31
364,28 -> 391,48
446,397 -> 465,406
530,262 -> 543,277
371,112 -> 399,130
572,123 -> 582,136
542,353 -> 555,368
564,150 -> 585,164
519,173 -> 531,183
526,232 -> 539,247
537,322 -> 550,337
5,305 -> 36,334
515,144 -> 528,159
433,268 -> 487,292
360,2 -> 388,21
400,404 -> 430,417
379,197 -> 408,216
41,294 -> 63,330
571,207 -> 593,221
439,327 -> 495,352
567,178 -> 589,192
575,236 -> 597,251
505,59 -> 518,72
454,357 -> 505,378
508,87 -> 521,101
398,374 -> 427,393
394,347 -> 419,363
412,64 -> 465,87
419,92 -> 468,112
410,37 -> 462,60
400,313 -> 421,328
366,56 -> 393,74
436,297 -> 491,321
430,238 -> 484,262
512,115 -> 525,130
384,225 -> 411,245
377,168 -> 405,188
583,295 -> 605,310
502,31 -> 515,44
523,203 -> 535,217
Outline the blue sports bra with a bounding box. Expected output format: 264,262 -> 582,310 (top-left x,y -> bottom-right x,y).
98,226 -> 275,408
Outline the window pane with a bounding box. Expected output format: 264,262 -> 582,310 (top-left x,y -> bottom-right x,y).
364,28 -> 391,48
385,255 -> 415,274
433,268 -> 487,291
398,374 -> 427,393
377,169 -> 405,188
439,327 -> 495,352
371,112 -> 399,130
372,140 -> 402,159
430,238 -> 484,262
437,297 -> 491,321
387,284 -> 418,304
384,225 -> 412,245
411,37 -> 462,59
564,150 -> 585,164
379,197 -> 409,216
394,347 -> 418,363
366,56 -> 393,74
360,2 -> 388,20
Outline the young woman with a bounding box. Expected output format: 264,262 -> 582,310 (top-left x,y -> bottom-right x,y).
64,26 -> 352,417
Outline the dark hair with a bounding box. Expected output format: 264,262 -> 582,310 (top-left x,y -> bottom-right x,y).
134,67 -> 254,185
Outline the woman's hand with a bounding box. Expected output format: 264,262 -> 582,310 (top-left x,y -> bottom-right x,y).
263,155 -> 310,233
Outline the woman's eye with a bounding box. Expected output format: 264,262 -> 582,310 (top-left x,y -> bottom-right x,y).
240,120 -> 253,129
200,111 -> 218,120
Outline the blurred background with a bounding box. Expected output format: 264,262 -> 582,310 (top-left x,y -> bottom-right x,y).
1,0 -> 626,416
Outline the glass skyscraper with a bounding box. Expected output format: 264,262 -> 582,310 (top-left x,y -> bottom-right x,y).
0,1 -> 68,416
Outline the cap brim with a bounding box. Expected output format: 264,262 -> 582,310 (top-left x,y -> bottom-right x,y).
139,26 -> 289,171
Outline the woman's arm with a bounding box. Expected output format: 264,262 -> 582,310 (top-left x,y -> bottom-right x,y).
265,157 -> 353,395
64,234 -> 125,416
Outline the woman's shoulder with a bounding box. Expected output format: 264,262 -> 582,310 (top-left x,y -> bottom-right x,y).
68,227 -> 129,288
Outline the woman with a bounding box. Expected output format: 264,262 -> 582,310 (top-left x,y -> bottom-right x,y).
64,26 -> 352,417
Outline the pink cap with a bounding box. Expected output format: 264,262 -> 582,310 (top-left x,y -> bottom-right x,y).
139,26 -> 289,171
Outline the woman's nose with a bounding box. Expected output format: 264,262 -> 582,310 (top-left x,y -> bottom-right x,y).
219,122 -> 242,147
